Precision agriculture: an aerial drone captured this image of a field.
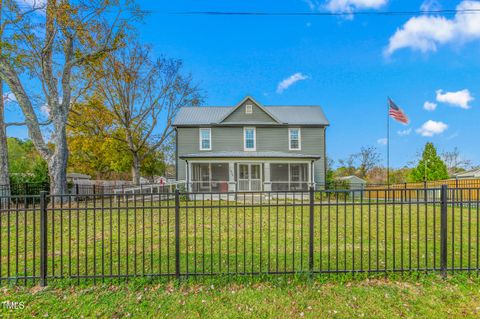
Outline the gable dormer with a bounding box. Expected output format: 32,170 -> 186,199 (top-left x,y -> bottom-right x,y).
219,96 -> 282,124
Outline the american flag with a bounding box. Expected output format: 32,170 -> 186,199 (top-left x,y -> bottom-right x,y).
388,98 -> 409,125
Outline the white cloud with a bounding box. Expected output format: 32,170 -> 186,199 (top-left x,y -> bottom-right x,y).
40,96 -> 63,117
377,137 -> 388,145
436,89 -> 474,109
276,73 -> 310,93
2,92 -> 17,104
416,120 -> 448,137
420,0 -> 442,11
423,101 -> 438,111
16,0 -> 47,7
397,128 -> 412,136
447,131 -> 460,140
40,103 -> 50,116
303,0 -> 321,10
325,0 -> 388,13
385,1 -> 480,56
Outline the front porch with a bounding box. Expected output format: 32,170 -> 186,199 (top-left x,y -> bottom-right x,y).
186,160 -> 315,193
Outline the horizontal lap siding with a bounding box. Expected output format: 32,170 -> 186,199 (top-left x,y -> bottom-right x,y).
222,100 -> 277,124
177,127 -> 244,180
177,127 -> 326,184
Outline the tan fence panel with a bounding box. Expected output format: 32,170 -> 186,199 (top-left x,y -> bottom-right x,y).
366,179 -> 480,201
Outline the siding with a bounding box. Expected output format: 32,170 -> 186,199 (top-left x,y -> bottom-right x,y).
177,126 -> 326,184
222,99 -> 278,124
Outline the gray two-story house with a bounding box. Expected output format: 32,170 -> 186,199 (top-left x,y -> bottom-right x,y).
173,96 -> 329,192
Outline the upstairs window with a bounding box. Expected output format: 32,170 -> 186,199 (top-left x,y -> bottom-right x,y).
244,127 -> 256,151
199,128 -> 211,151
289,128 -> 301,150
245,104 -> 253,114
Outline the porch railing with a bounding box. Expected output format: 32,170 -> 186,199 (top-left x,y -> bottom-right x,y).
188,181 -> 312,192
190,181 -> 230,193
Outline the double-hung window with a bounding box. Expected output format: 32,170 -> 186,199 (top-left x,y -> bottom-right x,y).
199,128 -> 211,151
244,127 -> 256,151
289,128 -> 301,150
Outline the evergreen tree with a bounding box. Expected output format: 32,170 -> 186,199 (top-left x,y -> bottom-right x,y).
410,143 -> 449,182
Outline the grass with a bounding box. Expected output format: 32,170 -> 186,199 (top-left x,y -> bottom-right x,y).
1,274 -> 480,318
1,195 -> 480,283
1,195 -> 480,317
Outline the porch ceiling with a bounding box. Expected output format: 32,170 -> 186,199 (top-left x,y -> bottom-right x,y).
180,151 -> 321,159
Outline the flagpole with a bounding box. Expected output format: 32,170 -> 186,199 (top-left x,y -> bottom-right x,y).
387,98 -> 390,187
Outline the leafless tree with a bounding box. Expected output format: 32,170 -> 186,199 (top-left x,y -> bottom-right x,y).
355,146 -> 381,178
91,44 -> 202,185
442,147 -> 472,176
0,0 -> 139,196
337,155 -> 357,176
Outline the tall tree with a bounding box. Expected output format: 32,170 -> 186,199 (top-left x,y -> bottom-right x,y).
0,0 -> 10,197
355,146 -> 381,179
337,155 -> 357,177
410,142 -> 449,182
442,147 -> 472,176
90,44 -> 202,184
7,137 -> 48,185
67,98 -> 166,180
0,0 -> 138,195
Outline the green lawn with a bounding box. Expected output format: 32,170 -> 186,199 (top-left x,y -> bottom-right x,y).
1,196 -> 480,317
0,196 -> 479,283
1,275 -> 480,318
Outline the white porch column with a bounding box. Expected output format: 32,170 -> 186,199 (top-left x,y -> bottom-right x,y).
228,162 -> 236,192
310,161 -> 317,189
264,162 -> 271,191
186,161 -> 191,192
308,161 -> 313,190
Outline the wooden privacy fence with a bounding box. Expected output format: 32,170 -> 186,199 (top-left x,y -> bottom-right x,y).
366,179 -> 480,201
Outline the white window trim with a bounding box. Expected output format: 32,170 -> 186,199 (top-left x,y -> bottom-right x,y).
245,104 -> 253,114
199,128 -> 212,151
243,127 -> 256,151
288,128 -> 301,151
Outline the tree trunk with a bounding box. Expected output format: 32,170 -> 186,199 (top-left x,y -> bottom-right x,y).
131,152 -> 141,185
48,122 -> 69,196
0,1 -> 10,200
0,81 -> 10,199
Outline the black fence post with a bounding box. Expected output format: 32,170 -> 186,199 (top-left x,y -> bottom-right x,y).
309,186 -> 314,273
440,184 -> 448,278
174,189 -> 180,280
40,191 -> 48,286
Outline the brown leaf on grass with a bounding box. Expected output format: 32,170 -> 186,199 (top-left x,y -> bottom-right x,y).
30,285 -> 46,295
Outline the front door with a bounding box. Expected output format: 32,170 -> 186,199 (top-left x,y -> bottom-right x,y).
237,164 -> 262,192
199,164 -> 211,191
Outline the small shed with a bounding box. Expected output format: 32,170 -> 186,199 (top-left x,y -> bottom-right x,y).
453,168 -> 480,179
67,173 -> 91,183
335,175 -> 367,190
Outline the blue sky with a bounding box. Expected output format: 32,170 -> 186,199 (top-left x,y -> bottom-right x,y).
5,0 -> 480,168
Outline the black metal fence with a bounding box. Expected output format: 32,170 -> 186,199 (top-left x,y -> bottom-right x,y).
0,186 -> 479,286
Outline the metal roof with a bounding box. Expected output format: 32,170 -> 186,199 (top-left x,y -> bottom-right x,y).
454,168 -> 480,178
336,175 -> 367,183
67,173 -> 91,179
180,151 -> 321,159
173,105 -> 329,126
